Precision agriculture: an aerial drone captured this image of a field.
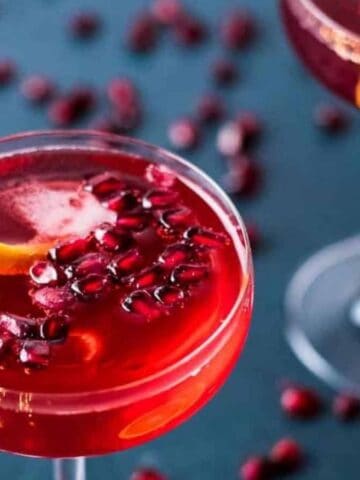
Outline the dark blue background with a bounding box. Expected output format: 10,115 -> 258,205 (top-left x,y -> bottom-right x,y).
0,0 -> 359,478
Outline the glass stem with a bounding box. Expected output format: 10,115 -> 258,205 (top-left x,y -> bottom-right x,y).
53,458 -> 86,480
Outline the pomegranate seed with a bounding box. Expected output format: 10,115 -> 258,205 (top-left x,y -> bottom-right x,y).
158,243 -> 191,269
0,313 -> 37,339
151,0 -> 183,25
220,10 -> 255,50
245,222 -> 261,251
333,393 -> 360,421
108,248 -> 143,280
122,290 -> 162,320
239,456 -> 272,480
65,253 -> 109,279
84,172 -> 124,198
0,331 -> 13,353
171,263 -> 208,285
154,285 -> 185,306
107,78 -> 138,110
68,86 -> 96,115
70,274 -> 108,301
116,212 -> 149,232
143,188 -> 179,209
173,14 -> 206,46
103,190 -> 140,213
168,118 -> 200,150
270,437 -> 303,474
20,75 -> 56,103
222,156 -> 261,196
127,13 -> 158,53
145,164 -> 176,188
281,386 -> 322,419
49,237 -> 92,265
91,116 -> 121,134
314,104 -> 348,133
29,261 -> 59,286
128,265 -> 164,289
40,316 -> 69,342
69,11 -> 101,39
217,121 -> 244,157
212,59 -> 238,86
236,112 -> 262,142
0,59 -> 16,86
48,97 -> 77,126
130,468 -> 167,480
112,103 -> 142,132
19,340 -> 50,368
158,207 -> 192,229
31,286 -> 76,314
94,223 -> 133,252
196,94 -> 225,123
184,226 -> 228,248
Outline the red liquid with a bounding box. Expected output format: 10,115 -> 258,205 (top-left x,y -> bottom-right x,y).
281,0 -> 360,107
0,147 -> 253,457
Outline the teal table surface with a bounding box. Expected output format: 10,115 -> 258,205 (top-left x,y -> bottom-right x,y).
0,0 -> 359,478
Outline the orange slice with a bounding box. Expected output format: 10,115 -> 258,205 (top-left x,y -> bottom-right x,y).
0,241 -> 54,276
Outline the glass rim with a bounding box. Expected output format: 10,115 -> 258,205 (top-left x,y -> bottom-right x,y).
0,129 -> 253,405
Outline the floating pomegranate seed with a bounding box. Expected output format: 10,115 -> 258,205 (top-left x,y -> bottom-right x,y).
158,243 -> 191,269
145,164 -> 176,188
220,10 -> 255,50
108,248 -> 143,280
171,263 -> 208,285
239,456 -> 272,480
69,11 -> 101,39
129,265 -> 164,289
168,118 -> 200,150
31,286 -> 76,314
20,75 -> 56,103
333,393 -> 360,421
281,386 -> 322,419
49,237 -> 92,265
217,121 -> 244,157
196,94 -> 225,123
154,285 -> 185,306
212,59 -> 238,86
0,59 -> 16,86
84,172 -> 124,198
29,261 -> 59,286
107,78 -> 138,110
122,290 -> 161,320
270,437 -> 303,474
68,86 -> 96,115
48,97 -> 77,126
236,112 -> 262,142
143,188 -> 179,209
112,103 -> 142,132
103,190 -> 140,213
173,13 -> 206,46
222,156 -> 261,196
40,316 -> 69,342
184,226 -> 228,248
0,313 -> 37,339
19,340 -> 50,368
116,212 -> 149,232
70,274 -> 108,301
65,253 -> 109,279
314,104 -> 348,133
130,468 -> 167,480
151,0 -> 183,25
94,223 -> 133,252
159,207 -> 192,229
127,13 -> 158,53
245,222 -> 261,251
91,116 -> 121,134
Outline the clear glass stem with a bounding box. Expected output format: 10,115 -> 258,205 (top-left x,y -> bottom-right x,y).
53,458 -> 86,480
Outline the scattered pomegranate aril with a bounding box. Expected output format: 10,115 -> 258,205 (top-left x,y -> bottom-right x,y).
48,237 -> 92,265
212,59 -> 238,86
122,290 -> 162,320
222,156 -> 261,196
94,223 -> 133,252
145,164 -> 176,188
31,286 -> 76,314
270,437 -> 303,474
103,190 -> 140,213
0,59 -> 16,86
69,11 -> 101,39
20,75 -> 56,103
171,263 -> 208,285
237,112 -> 262,142
245,222 -> 261,251
84,172 -> 124,198
239,456 -> 272,480
112,103 -> 142,132
40,316 -> 69,342
91,116 -> 121,134
143,188 -> 179,209
333,393 -> 360,421
217,121 -> 244,157
0,313 -> 37,339
281,386 -> 322,419
173,13 -> 206,46
66,253 -> 109,279
29,261 -> 59,286
116,212 -> 149,232
70,274 -> 108,301
158,243 -> 192,269
220,10 -> 255,50
154,285 -> 185,306
314,104 -> 348,133
196,94 -> 225,123
184,226 -> 228,248
107,78 -> 138,110
108,249 -> 143,280
48,97 -> 77,127
68,86 -> 96,115
168,118 -> 200,150
127,13 -> 158,53
130,468 -> 167,480
151,0 -> 183,25
129,265 -> 164,289
19,340 -> 50,368
159,207 -> 192,229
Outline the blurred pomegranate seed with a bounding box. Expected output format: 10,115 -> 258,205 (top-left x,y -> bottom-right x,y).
217,121 -> 244,156
69,11 -> 101,39
143,188 -> 179,209
145,164 -> 176,188
222,156 -> 261,196
173,13 -> 206,46
168,118 -> 200,150
49,237 -> 92,265
94,223 -> 133,252
236,112 -> 262,143
314,104 -> 348,133
107,78 -> 138,110
30,261 -> 59,286
0,313 -> 37,339
71,274 -> 108,301
20,75 -> 56,103
127,13 -> 158,53
84,172 -> 124,198
154,285 -> 185,306
40,316 -> 69,342
68,86 -> 96,115
116,212 -> 149,231
333,393 -> 360,421
239,456 -> 272,480
281,386 -> 322,419
0,59 -> 16,86
159,243 -> 191,269
48,97 -> 77,126
212,59 -> 238,86
184,226 -> 228,248
196,94 -> 225,123
112,103 -> 142,132
270,437 -> 303,473
31,286 -> 76,314
151,0 -> 183,25
129,265 -> 164,289
66,253 -> 109,279
130,468 -> 167,480
220,10 -> 255,50
91,116 -> 121,134
108,249 -> 143,280
171,263 -> 208,285
19,340 -> 50,368
245,222 -> 261,251
103,190 -> 140,213
122,290 -> 162,320
159,207 -> 192,229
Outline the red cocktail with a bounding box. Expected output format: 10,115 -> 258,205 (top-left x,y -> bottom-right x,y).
281,0 -> 360,106
0,131 -> 253,477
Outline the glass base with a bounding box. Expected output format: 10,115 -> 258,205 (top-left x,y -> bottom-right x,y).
53,458 -> 86,480
285,235 -> 360,393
